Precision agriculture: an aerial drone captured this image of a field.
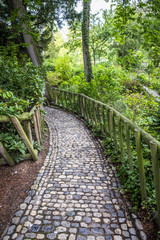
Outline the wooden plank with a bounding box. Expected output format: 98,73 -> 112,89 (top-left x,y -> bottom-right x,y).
117,116 -> 124,161
0,142 -> 15,166
125,121 -> 133,171
150,141 -> 160,228
33,113 -> 40,145
35,109 -> 41,140
10,116 -> 38,161
24,120 -> 33,145
135,129 -> 147,201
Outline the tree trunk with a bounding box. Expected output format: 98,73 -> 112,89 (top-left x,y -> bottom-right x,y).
11,0 -> 41,66
82,0 -> 93,82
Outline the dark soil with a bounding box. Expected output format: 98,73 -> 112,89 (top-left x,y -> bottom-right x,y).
0,128 -> 49,238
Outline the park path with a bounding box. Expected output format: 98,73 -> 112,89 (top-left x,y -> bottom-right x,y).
2,107 -> 147,240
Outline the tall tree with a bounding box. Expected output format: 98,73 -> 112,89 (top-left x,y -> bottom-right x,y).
12,0 -> 41,66
82,0 -> 93,82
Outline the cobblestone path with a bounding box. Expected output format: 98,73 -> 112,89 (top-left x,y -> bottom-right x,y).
2,107 -> 147,240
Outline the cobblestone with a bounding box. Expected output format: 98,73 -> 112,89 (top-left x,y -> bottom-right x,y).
2,107 -> 147,240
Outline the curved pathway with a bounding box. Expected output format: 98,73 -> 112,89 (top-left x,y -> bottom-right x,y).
2,107 -> 147,240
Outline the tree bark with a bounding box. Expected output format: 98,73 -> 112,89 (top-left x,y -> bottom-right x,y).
82,0 -> 93,82
11,0 -> 41,66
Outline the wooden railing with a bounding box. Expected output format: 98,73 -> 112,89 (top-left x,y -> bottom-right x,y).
49,87 -> 160,227
0,105 -> 43,166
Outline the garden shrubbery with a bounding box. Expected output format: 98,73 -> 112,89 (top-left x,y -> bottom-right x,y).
0,45 -> 45,162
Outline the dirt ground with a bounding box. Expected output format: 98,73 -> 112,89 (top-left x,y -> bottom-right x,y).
0,128 -> 49,238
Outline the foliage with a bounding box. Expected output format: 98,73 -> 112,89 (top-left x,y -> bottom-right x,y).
0,89 -> 30,116
0,123 -> 27,162
0,46 -> 45,115
0,44 -> 45,162
60,63 -> 123,103
54,56 -> 72,81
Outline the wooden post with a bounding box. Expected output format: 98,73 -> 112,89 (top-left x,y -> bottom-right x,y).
24,120 -> 33,145
150,141 -> 160,228
33,113 -> 40,145
10,116 -> 38,161
117,116 -> 124,161
64,91 -> 67,108
60,90 -> 63,107
102,106 -> 106,135
109,110 -> 113,138
92,101 -> 96,127
82,96 -> 85,119
85,98 -> 89,123
88,99 -> 92,125
35,108 -> 41,140
125,121 -> 133,171
111,111 -> 118,151
94,102 -> 98,128
135,129 -> 147,201
0,142 -> 15,166
98,104 -> 103,134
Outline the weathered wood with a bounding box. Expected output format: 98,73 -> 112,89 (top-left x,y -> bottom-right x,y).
112,113 -> 118,151
0,157 -> 6,165
35,109 -> 41,140
150,141 -> 160,228
125,121 -> 133,171
135,129 -> 147,201
85,98 -> 89,123
98,104 -> 103,134
10,116 -> 38,161
33,113 -> 40,145
0,142 -> 15,166
89,99 -> 92,124
38,107 -> 42,135
117,116 -> 124,161
102,106 -> 106,135
94,103 -> 98,128
109,110 -> 113,138
0,150 -> 38,165
24,120 -> 33,144
0,112 -> 31,123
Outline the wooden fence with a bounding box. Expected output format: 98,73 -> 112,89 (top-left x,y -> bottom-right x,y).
0,105 -> 43,166
49,87 -> 160,228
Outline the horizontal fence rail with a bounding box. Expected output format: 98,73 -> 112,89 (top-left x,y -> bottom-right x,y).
0,105 -> 44,165
49,86 -> 160,228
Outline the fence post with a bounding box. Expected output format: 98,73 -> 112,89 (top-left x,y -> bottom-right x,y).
0,142 -> 15,166
10,116 -> 38,161
112,113 -> 118,151
124,121 -> 133,171
24,120 -> 33,145
135,129 -> 147,201
33,113 -> 40,145
117,116 -> 124,161
150,141 -> 160,228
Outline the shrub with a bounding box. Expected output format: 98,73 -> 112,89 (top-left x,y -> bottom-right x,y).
0,47 -> 45,114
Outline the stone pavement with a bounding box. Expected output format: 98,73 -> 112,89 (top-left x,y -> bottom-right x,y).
2,107 -> 147,240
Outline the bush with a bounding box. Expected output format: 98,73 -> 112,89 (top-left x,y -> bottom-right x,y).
54,55 -> 72,81
0,46 -> 45,115
47,71 -> 61,87
0,44 -> 45,162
